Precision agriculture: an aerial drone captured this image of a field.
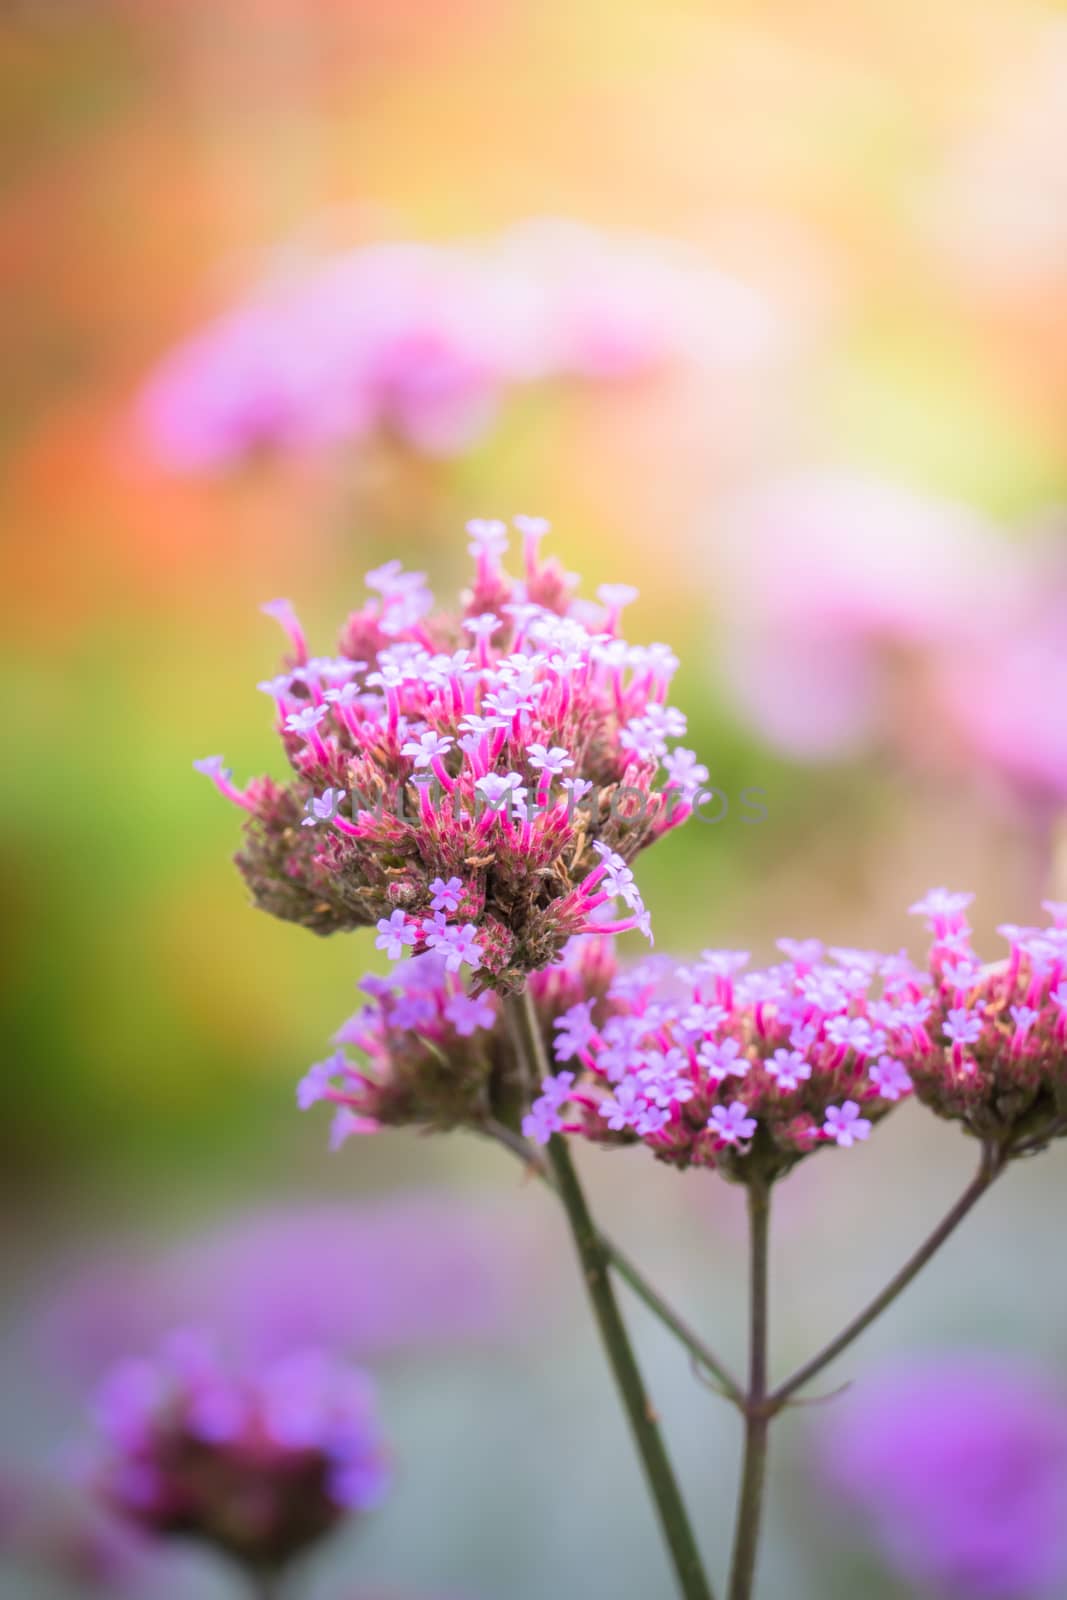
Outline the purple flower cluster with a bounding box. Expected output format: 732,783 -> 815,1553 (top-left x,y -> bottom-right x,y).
816,1354 -> 1067,1598
140,222 -> 772,471
299,935 -> 618,1141
904,890 -> 1067,1154
197,520 -> 702,990
521,935 -> 920,1179
88,1333 -> 390,1574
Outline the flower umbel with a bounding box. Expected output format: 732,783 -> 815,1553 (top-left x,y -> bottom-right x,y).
198,520 -> 699,990
299,934 -> 618,1140
903,892 -> 1067,1155
519,936 -> 916,1180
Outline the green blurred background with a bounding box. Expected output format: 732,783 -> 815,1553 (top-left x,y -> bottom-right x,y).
2,2 -> 1067,1596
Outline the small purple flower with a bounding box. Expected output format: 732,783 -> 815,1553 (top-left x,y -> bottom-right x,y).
766,1049 -> 812,1091
284,705 -> 328,735
661,746 -> 709,797
474,772 -> 524,810
825,1015 -> 877,1055
597,583 -> 639,611
869,1054 -> 913,1102
302,788 -> 347,827
599,1079 -> 644,1132
942,958 -> 982,991
679,1001 -> 727,1036
522,1085 -> 567,1143
444,992 -> 495,1037
296,1053 -> 344,1110
429,876 -> 464,913
636,1103 -> 669,1136
777,937 -> 825,966
193,754 -> 230,780
526,743 -> 575,777
554,1001 -> 599,1061
909,888 -> 975,923
892,997 -> 933,1029
375,911 -> 417,962
424,920 -> 483,973
708,1101 -> 757,1145
591,841 -> 636,898
466,519 -> 509,559
698,1038 -> 746,1082
822,1101 -> 872,1147
462,611 -> 502,639
401,730 -> 455,768
944,1007 -> 983,1047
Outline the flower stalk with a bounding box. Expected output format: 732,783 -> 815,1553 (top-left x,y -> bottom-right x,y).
770,1142 -> 1004,1410
484,1117 -> 744,1403
727,1178 -> 772,1600
505,988 -> 715,1600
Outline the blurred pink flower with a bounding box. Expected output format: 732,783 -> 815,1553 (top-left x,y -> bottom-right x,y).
814,1353 -> 1067,1598
138,221 -> 775,470
29,1192 -> 545,1388
86,1335 -> 390,1574
935,547 -> 1067,814
718,471 -> 1019,759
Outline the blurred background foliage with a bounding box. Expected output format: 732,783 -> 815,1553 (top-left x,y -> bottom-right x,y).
2,2 -> 1067,1597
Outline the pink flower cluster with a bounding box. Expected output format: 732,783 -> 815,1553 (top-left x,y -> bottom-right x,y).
905,889 -> 1067,1153
141,221 -> 773,470
298,935 -> 618,1142
197,520 -> 702,990
521,937 -> 920,1180
88,1332 -> 390,1573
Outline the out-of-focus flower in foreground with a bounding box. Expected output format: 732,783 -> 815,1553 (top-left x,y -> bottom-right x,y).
814,1353 -> 1067,1598
87,1333 -> 390,1580
140,220 -> 774,471
197,519 -> 703,990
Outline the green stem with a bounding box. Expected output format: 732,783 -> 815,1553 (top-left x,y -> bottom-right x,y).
770,1143 -> 1003,1410
484,1118 -> 744,1403
505,990 -> 715,1600
726,1179 -> 772,1600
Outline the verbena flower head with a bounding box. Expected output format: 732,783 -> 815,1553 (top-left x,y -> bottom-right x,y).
198,521 -> 700,990
902,891 -> 1067,1156
88,1333 -> 390,1576
815,1353 -> 1067,1598
519,934 -> 917,1182
299,934 -> 618,1141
